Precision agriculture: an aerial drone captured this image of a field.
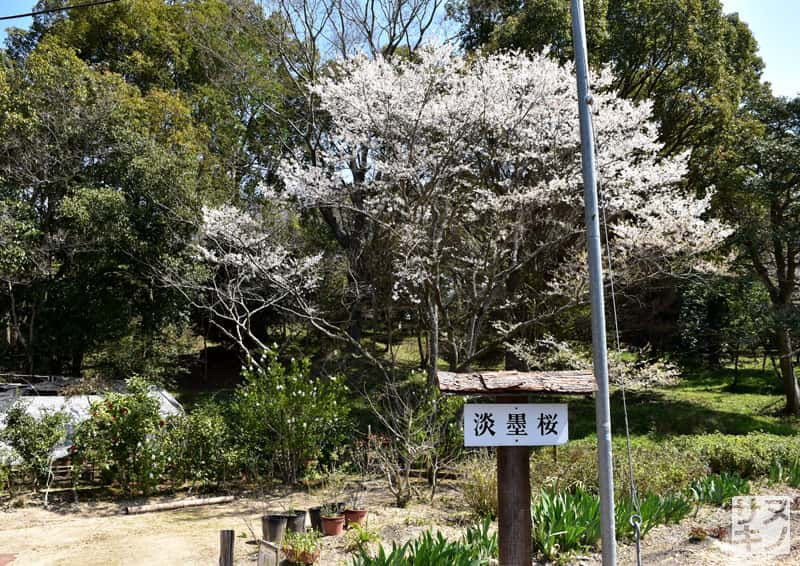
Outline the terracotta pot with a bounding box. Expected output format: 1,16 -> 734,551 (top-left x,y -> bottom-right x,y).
283,546 -> 320,564
320,514 -> 345,536
343,508 -> 368,527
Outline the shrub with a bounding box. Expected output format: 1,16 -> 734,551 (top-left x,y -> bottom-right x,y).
232,351 -> 350,484
530,436 -> 708,498
0,402 -> 68,490
163,402 -> 239,488
681,432 -> 800,477
73,375 -> 165,495
689,472 -> 750,507
368,379 -> 461,507
459,452 -> 498,519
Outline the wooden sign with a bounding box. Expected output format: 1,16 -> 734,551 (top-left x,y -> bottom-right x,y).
464,403 -> 568,446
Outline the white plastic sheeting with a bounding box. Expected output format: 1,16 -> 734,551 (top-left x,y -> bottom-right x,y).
0,389 -> 183,462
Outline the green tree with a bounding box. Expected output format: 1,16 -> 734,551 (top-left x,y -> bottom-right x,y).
0,39 -> 203,376
712,94 -> 800,414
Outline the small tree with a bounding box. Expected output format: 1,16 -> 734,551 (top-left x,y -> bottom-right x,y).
232,351 -> 350,484
73,376 -> 164,495
367,377 -> 462,506
0,403 -> 68,492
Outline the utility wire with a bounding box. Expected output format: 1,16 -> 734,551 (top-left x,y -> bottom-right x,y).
0,0 -> 120,22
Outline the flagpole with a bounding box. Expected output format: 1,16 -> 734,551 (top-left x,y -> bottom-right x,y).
570,1 -> 617,564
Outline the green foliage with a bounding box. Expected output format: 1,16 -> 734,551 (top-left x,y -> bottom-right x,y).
680,432 -> 800,478
0,36 -> 204,376
530,488 -> 694,561
345,523 -> 381,554
768,458 -> 800,488
678,277 -> 771,367
689,473 -> 750,507
162,401 -> 238,487
531,488 -> 601,562
0,402 -> 68,489
85,321 -> 195,386
232,351 -> 351,483
73,376 -> 165,495
283,529 -> 321,554
530,436 -> 709,498
351,519 -> 497,566
615,492 -> 693,540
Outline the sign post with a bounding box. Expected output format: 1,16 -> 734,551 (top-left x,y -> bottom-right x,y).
437,370 -> 595,566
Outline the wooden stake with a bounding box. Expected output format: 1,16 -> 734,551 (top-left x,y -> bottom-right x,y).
219,530 -> 234,566
257,540 -> 279,566
125,495 -> 234,515
496,396 -> 532,565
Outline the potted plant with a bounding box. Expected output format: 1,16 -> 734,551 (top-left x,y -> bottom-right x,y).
343,483 -> 368,527
282,530 -> 321,564
320,503 -> 345,536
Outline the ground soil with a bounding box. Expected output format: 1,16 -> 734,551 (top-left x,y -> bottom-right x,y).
0,481 -> 798,565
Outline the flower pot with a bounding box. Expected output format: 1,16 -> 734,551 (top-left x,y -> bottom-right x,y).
283,546 -> 321,564
343,508 -> 368,527
321,514 -> 345,536
308,507 -> 322,532
286,509 -> 307,533
262,513 -> 288,543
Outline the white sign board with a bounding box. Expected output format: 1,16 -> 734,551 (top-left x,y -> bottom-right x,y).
464,403 -> 568,446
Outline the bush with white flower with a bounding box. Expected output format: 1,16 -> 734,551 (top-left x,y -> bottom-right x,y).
232,351 -> 351,484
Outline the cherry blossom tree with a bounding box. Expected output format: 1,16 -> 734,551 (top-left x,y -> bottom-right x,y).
281,46 -> 728,382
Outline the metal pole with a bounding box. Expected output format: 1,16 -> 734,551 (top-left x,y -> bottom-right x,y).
569,1 -> 617,564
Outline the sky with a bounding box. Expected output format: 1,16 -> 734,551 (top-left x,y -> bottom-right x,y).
0,0 -> 798,97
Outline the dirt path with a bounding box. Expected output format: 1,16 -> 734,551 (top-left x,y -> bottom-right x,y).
0,482 -> 797,565
0,482 -> 464,566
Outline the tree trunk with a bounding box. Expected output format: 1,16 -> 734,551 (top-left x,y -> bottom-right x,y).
427,295 -> 439,386
774,328 -> 800,415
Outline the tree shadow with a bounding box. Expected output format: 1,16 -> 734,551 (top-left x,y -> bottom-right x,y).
563,388 -> 797,440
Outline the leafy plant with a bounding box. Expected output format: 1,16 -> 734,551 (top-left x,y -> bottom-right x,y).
232,351 -> 350,484
768,458 -> 800,488
684,432 -> 800,477
689,472 -> 750,507
283,530 -> 320,553
73,375 -> 165,495
351,519 -> 496,565
162,401 -> 240,489
345,523 -> 381,554
0,402 -> 68,490
283,530 -> 321,564
320,502 -> 341,518
530,488 -> 601,562
616,492 -> 693,540
530,436 -> 708,498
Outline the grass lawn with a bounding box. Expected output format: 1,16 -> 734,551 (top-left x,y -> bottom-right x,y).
565,361 -> 799,440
